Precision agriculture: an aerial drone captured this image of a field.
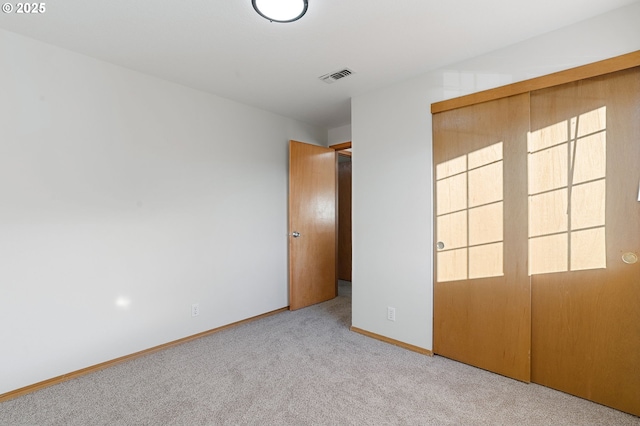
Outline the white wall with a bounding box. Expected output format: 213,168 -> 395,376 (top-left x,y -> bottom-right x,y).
0,30 -> 326,395
351,2 -> 640,350
328,124 -> 352,146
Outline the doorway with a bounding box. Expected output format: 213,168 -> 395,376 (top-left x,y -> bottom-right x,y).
335,143 -> 352,297
338,151 -> 352,282
288,140 -> 352,310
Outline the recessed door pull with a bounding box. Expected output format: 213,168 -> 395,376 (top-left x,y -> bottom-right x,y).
622,252 -> 638,264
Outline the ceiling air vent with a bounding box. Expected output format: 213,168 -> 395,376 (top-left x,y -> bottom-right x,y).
319,68 -> 355,84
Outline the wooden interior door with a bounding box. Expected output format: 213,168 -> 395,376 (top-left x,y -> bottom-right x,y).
289,140 -> 337,310
529,67 -> 640,416
338,156 -> 352,281
433,94 -> 531,382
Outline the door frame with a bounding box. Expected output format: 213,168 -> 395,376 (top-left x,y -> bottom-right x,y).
287,140 -> 352,310
331,141 -> 352,284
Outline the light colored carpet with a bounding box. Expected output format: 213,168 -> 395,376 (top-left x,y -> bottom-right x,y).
1,282 -> 638,425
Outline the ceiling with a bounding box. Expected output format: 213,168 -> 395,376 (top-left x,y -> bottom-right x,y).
0,0 -> 636,129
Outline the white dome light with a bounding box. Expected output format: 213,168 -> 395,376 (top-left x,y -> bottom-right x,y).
252,0 -> 308,23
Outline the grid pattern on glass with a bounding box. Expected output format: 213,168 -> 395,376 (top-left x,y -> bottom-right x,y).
436,142 -> 504,282
528,107 -> 607,275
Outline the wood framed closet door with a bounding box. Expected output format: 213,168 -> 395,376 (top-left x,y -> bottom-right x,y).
530,67 -> 640,416
433,94 -> 531,382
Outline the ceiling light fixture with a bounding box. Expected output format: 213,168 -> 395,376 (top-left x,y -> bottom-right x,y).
252,0 -> 308,23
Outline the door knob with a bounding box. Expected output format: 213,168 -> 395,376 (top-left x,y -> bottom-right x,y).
437,241 -> 445,250
291,231 -> 301,238
622,252 -> 638,264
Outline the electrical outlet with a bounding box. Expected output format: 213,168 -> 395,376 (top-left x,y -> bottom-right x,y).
387,306 -> 396,322
191,303 -> 200,317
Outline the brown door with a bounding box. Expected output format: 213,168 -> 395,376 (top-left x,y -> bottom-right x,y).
338,156 -> 352,281
529,68 -> 640,416
433,94 -> 531,382
289,140 -> 337,310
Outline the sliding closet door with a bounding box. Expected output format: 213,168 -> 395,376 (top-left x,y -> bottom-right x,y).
530,67 -> 640,416
433,94 -> 530,382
